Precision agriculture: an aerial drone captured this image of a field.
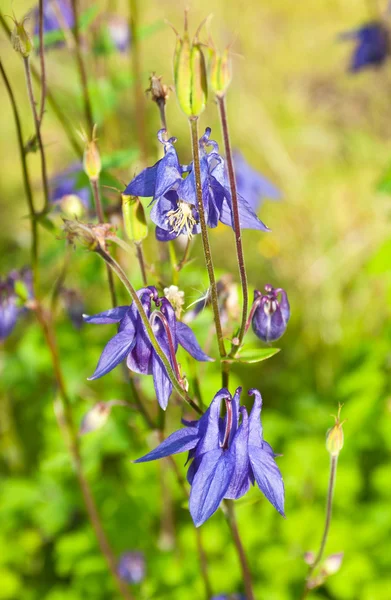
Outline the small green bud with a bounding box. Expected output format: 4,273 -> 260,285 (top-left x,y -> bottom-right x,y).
209,46 -> 232,97
11,16 -> 33,58
172,14 -> 208,117
80,125 -> 101,182
326,404 -> 346,457
122,195 -> 148,242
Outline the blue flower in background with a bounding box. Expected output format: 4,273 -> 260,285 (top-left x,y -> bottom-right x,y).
33,0 -> 74,47
252,284 -> 290,343
233,150 -> 280,211
339,21 -> 389,72
84,286 -> 212,410
106,15 -> 131,53
135,387 -> 284,526
211,595 -> 246,600
117,551 -> 145,584
0,269 -> 33,341
50,164 -> 90,215
124,129 -> 269,241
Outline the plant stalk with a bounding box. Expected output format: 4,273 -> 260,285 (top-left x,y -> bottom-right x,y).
70,0 -> 94,131
129,0 -> 148,164
38,0 -> 47,124
225,500 -> 255,600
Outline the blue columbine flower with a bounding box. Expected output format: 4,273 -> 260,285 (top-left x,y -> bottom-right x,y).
124,129 -> 269,241
211,595 -> 246,600
117,551 -> 145,584
0,269 -> 33,341
84,286 -> 213,410
135,387 -> 284,526
33,0 -> 74,48
50,164 -> 90,214
94,15 -> 131,55
339,21 -> 389,72
233,150 -> 280,211
251,284 -> 290,343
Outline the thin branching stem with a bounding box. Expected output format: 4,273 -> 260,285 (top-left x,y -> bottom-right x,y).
1,60 -> 39,292
188,117 -> 226,359
135,243 -> 148,285
129,0 -> 148,164
23,56 -> 50,213
71,0 -> 94,131
38,0 -> 47,124
225,500 -> 255,600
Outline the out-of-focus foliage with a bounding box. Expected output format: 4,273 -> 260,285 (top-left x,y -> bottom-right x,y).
1,0 -> 391,599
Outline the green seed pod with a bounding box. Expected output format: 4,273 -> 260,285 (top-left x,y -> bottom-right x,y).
209,47 -> 232,97
11,17 -> 33,58
326,405 -> 346,457
122,195 -> 148,242
173,15 -> 208,117
80,125 -> 101,182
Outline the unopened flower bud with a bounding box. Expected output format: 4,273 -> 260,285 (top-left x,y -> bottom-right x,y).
79,400 -> 126,435
80,125 -> 101,182
173,14 -> 208,117
209,45 -> 232,97
326,405 -> 345,457
122,195 -> 148,242
322,552 -> 344,576
61,194 -> 87,219
11,17 -> 33,58
252,284 -> 290,342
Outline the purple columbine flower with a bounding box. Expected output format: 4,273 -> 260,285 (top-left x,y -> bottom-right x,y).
338,22 -> 389,72
233,150 -> 280,211
84,286 -> 213,410
117,551 -> 145,584
33,0 -> 74,47
135,387 -> 284,527
124,129 -> 269,241
50,164 -> 90,213
251,285 -> 290,343
0,269 -> 33,341
211,595 -> 246,600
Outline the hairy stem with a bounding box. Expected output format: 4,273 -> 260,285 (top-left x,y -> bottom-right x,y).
71,0 -> 94,131
23,57 -> 50,213
188,117 -> 226,358
38,0 -> 47,124
95,247 -> 203,415
35,306 -> 133,600
1,60 -> 39,292
129,0 -> 148,164
217,96 -> 249,357
225,500 -> 255,600
301,455 -> 338,598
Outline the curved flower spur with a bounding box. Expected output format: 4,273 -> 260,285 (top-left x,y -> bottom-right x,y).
84,286 -> 213,409
134,387 -> 284,526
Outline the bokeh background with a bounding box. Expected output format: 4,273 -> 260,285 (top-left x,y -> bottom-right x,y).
1,0 -> 391,599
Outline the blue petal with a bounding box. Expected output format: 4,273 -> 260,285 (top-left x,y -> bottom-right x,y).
124,163 -> 159,197
224,407 -> 251,500
151,350 -> 172,410
219,194 -> 270,231
155,226 -> 178,242
190,448 -> 236,526
83,306 -> 129,325
247,388 -> 264,447
88,329 -> 136,380
195,389 -> 230,456
155,145 -> 183,198
176,321 -> 214,362
134,426 -> 200,462
248,445 -> 285,516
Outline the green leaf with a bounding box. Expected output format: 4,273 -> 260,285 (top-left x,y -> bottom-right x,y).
101,148 -> 139,170
228,347 -> 280,364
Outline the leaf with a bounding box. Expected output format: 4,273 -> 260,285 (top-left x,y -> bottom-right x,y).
227,347 -> 280,364
101,148 -> 139,170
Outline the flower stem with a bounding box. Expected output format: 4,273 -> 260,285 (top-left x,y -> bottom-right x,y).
34,305 -> 134,600
302,455 -> 338,598
217,95 -> 248,357
1,60 -> 39,293
23,56 -> 50,213
129,0 -> 148,165
135,242 -> 148,285
38,0 -> 47,124
90,178 -> 117,307
188,117 -> 226,359
95,246 -> 203,415
225,500 -> 255,600
70,0 -> 94,131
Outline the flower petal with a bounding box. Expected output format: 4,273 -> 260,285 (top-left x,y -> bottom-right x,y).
219,194 -> 270,232
134,426 -> 199,462
83,306 -> 129,324
195,389 -> 229,456
190,448 -> 235,527
151,350 -> 173,410
247,388 -> 264,447
224,407 -> 251,500
248,445 -> 285,516
176,321 -> 214,362
124,163 -> 159,197
88,330 -> 136,380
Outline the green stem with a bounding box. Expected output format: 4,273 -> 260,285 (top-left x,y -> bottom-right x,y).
188,117 -> 226,359
217,95 -> 249,357
302,455 -> 338,598
225,500 -> 255,600
95,247 -> 203,415
23,56 -> 50,213
38,0 -> 47,124
1,60 -> 39,293
71,0 -> 94,131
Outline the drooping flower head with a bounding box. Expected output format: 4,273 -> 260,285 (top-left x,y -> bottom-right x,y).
84,286 -> 213,410
0,269 -> 33,341
251,285 -> 290,343
339,21 -> 389,72
135,387 -> 284,526
117,551 -> 145,584
233,151 -> 281,211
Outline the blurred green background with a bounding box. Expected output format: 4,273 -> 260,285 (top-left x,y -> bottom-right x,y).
1,0 -> 391,599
